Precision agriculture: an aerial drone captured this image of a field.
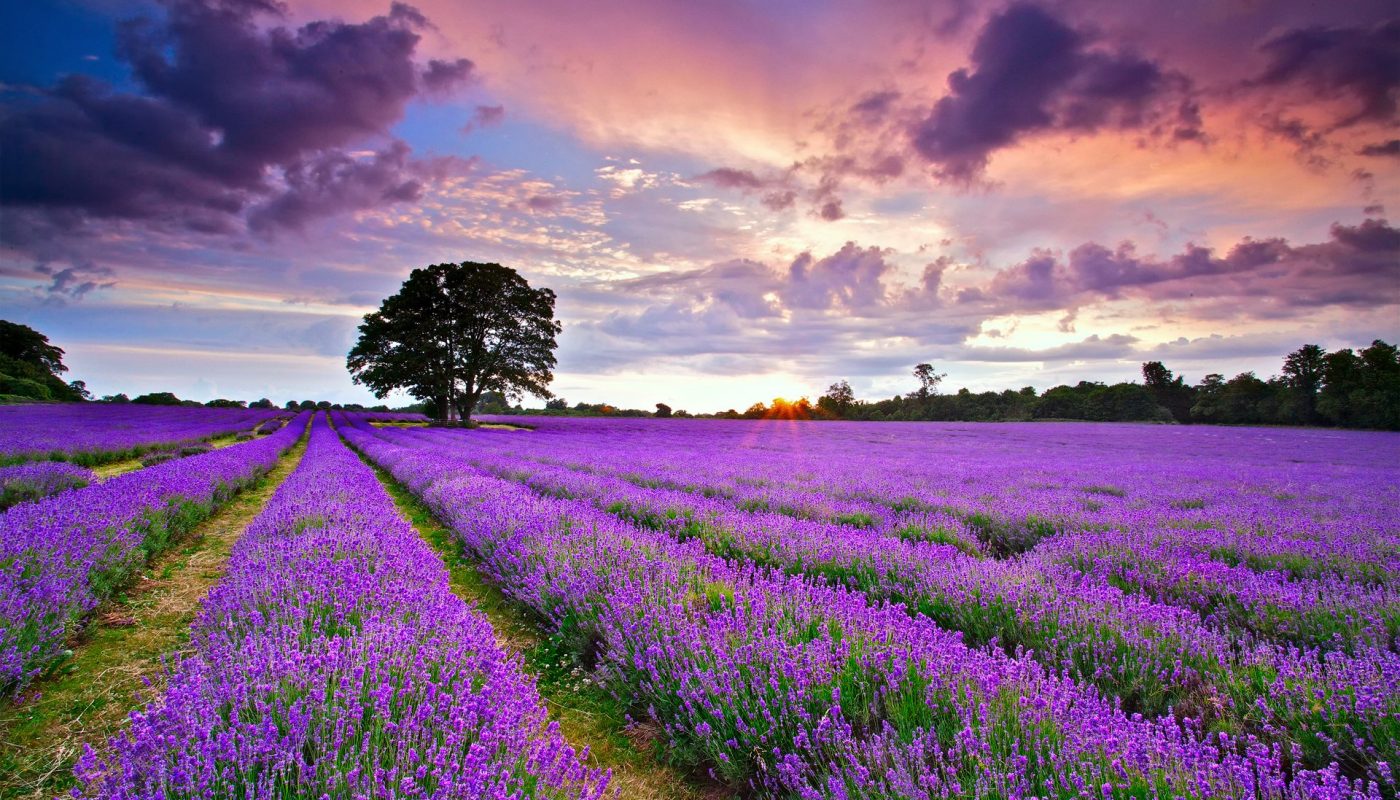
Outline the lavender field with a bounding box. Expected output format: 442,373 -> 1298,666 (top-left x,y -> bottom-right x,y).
3,406 -> 1397,799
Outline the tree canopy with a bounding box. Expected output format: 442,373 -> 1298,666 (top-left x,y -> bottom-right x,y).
0,320 -> 85,402
347,262 -> 561,421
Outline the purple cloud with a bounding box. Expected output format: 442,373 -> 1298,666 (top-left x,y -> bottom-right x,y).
784,243 -> 890,310
910,3 -> 1199,181
974,218 -> 1400,312
421,58 -> 475,93
1359,139 -> 1400,157
248,142 -> 428,233
1,0 -> 466,238
1250,19 -> 1400,130
850,90 -> 900,119
694,168 -> 770,190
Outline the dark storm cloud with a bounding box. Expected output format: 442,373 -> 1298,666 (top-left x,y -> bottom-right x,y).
1,0 -> 471,238
1359,139 -> 1400,158
909,3 -> 1198,181
247,141 -> 429,232
974,218 -> 1400,312
1249,19 -> 1400,130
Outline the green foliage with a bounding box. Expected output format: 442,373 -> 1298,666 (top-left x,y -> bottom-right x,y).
0,320 -> 68,376
347,261 -> 560,421
794,339 -> 1398,430
816,379 -> 855,418
0,322 -> 86,402
1142,361 -> 1195,422
0,374 -> 53,400
132,391 -> 182,405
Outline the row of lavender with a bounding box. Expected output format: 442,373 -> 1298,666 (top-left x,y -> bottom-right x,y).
0,461 -> 92,510
340,414 -> 1383,798
419,420 -> 1399,784
472,417 -> 1400,580
0,413 -> 309,693
0,404 -> 288,466
77,414 -> 611,799
459,420 -> 1400,655
437,422 -> 1398,655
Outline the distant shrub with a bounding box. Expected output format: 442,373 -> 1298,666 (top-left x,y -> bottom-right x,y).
140,451 -> 179,467
0,376 -> 52,400
132,392 -> 182,406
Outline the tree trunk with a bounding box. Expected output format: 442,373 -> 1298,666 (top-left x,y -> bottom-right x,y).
460,389 -> 481,424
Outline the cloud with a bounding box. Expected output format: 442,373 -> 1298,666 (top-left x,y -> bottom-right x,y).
958,333 -> 1140,363
783,243 -> 890,310
971,217 -> 1400,313
248,141 -> 437,232
463,103 -> 505,133
1249,19 -> 1400,130
421,58 -> 475,93
615,242 -> 899,317
909,3 -> 1199,181
35,261 -> 116,301
850,90 -> 901,119
1,0 -> 467,239
695,167 -> 769,190
1359,139 -> 1400,158
816,199 -> 845,221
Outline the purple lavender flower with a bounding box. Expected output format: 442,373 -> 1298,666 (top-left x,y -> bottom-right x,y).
75,413 -> 610,800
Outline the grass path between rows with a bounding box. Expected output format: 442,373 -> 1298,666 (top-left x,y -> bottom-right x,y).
362,453 -> 734,800
91,430 -> 251,481
0,434 -> 309,800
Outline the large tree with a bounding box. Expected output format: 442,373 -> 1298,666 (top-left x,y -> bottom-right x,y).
818,379 -> 855,418
1280,344 -> 1326,424
912,363 -> 946,399
347,262 -> 560,421
1141,360 -> 1194,423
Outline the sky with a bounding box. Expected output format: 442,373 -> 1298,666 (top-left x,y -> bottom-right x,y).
1,0 -> 1397,411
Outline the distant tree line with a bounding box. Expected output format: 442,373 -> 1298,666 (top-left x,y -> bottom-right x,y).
480,393 -> 673,418
472,342 -> 1400,431
804,340 -> 1400,431
83,391 -> 394,412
